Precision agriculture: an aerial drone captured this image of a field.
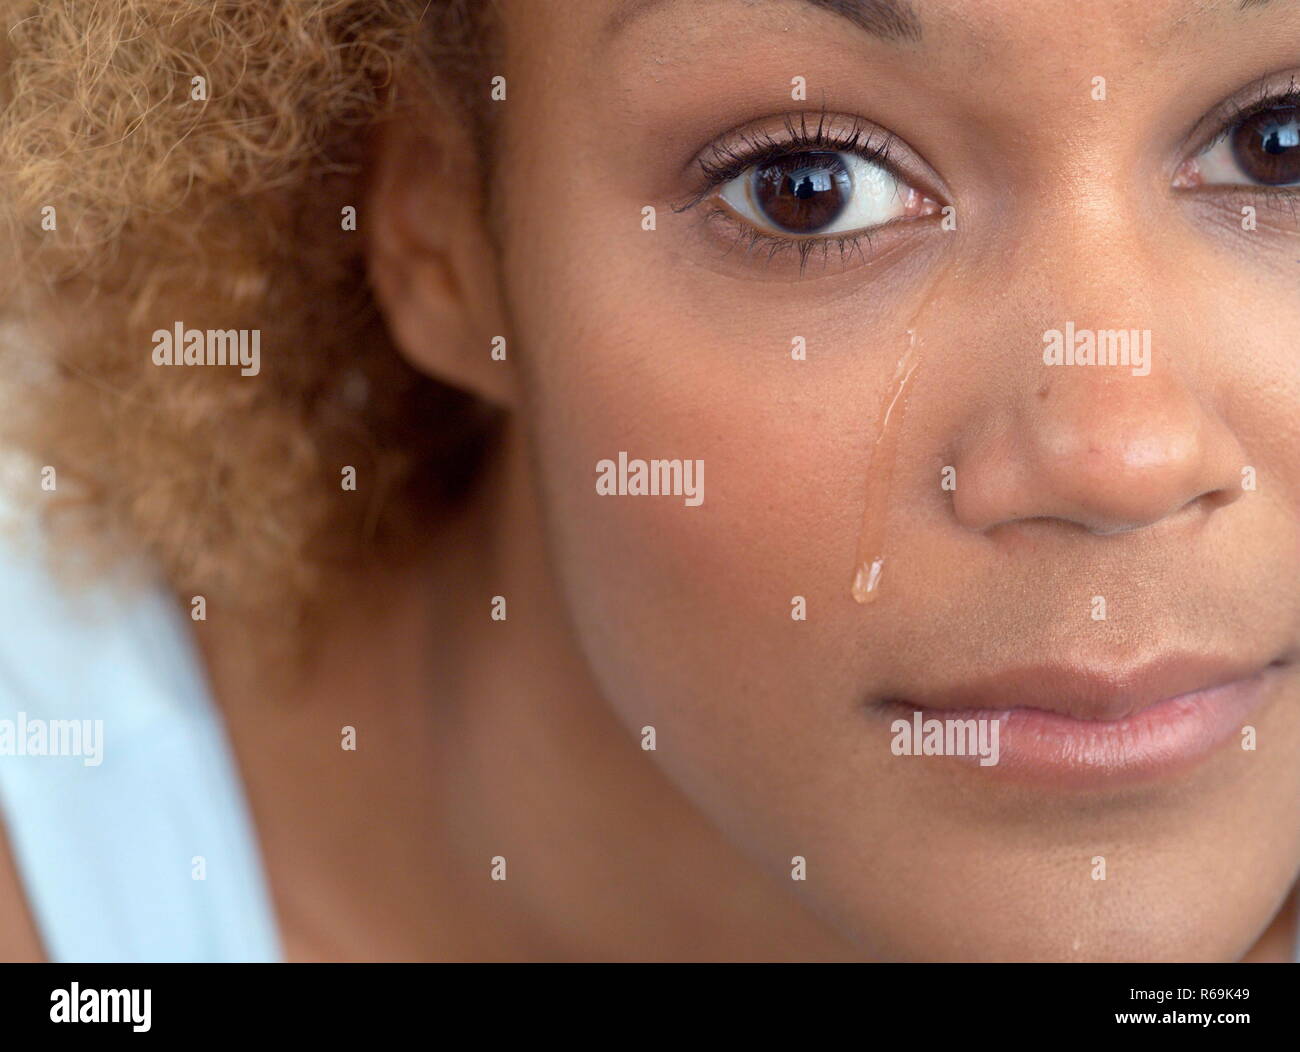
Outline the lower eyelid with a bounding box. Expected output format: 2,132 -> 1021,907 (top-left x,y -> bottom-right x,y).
1178,145 -> 1300,191
686,198 -> 944,281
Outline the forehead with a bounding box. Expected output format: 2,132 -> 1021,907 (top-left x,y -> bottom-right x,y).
491,0 -> 1297,151
501,0 -> 1280,60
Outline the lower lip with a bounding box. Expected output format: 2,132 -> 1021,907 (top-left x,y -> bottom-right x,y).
888,674 -> 1275,789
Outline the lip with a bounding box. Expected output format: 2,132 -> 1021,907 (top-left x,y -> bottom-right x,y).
875,654 -> 1289,788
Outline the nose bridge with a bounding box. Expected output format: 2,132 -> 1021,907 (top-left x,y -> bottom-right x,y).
949,210 -> 1246,536
1030,212 -> 1184,488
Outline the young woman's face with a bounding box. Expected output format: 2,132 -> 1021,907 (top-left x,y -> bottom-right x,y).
490,0 -> 1300,959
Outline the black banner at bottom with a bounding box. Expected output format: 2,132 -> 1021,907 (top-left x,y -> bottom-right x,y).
1,962 -> 1292,1041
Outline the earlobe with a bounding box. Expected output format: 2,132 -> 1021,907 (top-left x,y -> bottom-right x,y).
364,100 -> 518,410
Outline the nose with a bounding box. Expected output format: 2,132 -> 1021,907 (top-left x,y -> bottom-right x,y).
951,345 -> 1246,536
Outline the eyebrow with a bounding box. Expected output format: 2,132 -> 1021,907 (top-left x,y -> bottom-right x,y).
1164,0 -> 1291,36
605,0 -> 924,45
606,0 -> 1295,45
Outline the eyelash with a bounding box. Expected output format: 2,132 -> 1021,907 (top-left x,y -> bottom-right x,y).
675,111 -> 914,274
686,111 -> 896,196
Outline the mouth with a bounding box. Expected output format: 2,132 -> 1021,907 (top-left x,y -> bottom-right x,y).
872,653 -> 1292,788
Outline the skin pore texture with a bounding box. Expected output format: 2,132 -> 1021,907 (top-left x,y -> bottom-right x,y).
3,0 -> 1300,961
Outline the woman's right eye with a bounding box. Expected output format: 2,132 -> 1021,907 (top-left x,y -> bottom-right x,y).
1187,104 -> 1300,188
717,150 -> 938,238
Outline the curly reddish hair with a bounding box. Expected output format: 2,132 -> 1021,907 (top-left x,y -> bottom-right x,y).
0,0 -> 500,637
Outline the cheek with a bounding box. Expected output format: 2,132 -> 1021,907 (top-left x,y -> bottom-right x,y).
506,237 -> 959,731
524,302 -> 850,700
508,249 -> 871,802
502,242 -> 973,930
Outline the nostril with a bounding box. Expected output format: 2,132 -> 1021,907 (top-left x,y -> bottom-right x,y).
1201,488 -> 1237,511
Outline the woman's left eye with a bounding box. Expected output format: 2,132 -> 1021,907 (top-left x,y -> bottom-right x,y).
717,150 -> 937,236
1184,104 -> 1300,188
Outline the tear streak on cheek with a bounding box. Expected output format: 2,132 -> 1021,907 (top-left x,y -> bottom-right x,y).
850,329 -> 923,604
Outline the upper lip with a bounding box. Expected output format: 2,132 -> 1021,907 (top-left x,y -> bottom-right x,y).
889,653 -> 1288,722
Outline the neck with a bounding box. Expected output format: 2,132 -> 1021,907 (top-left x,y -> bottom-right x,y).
409,424 -> 855,958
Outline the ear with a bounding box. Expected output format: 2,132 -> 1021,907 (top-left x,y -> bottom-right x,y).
364,93 -> 517,410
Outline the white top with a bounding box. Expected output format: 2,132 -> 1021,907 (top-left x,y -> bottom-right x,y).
0,522 -> 281,962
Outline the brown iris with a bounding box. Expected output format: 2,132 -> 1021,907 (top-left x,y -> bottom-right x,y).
1230,107 -> 1300,185
751,153 -> 852,233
